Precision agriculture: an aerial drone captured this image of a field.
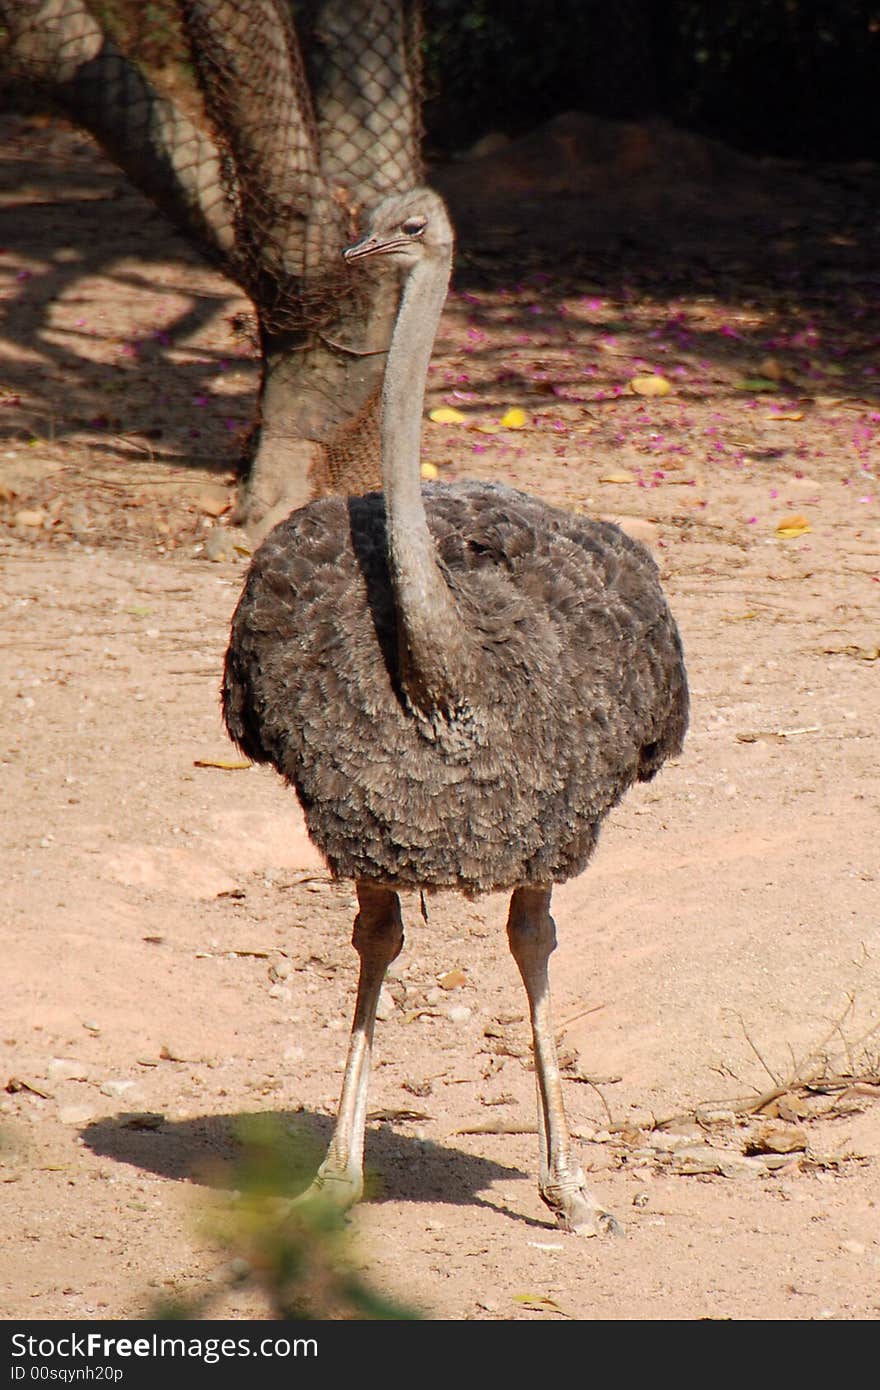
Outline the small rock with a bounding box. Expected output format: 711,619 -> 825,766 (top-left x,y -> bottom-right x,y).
375,986 -> 396,1022
58,1103 -> 97,1126
268,960 -> 292,983
696,1108 -> 737,1127
196,484 -> 232,517
47,1058 -> 89,1083
403,1078 -> 433,1098
667,1146 -> 767,1179
99,1079 -> 138,1098
202,526 -> 250,562
13,508 -> 46,528
445,1003 -> 472,1025
746,1123 -> 807,1155
841,1240 -> 866,1256
645,1130 -> 696,1152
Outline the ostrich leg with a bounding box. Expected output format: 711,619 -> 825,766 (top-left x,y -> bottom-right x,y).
506,886 -> 620,1237
300,882 -> 404,1208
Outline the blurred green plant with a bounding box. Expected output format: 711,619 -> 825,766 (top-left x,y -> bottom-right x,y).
155,1115 -> 421,1321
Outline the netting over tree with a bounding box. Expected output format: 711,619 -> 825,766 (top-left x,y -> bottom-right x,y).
0,0 -> 425,529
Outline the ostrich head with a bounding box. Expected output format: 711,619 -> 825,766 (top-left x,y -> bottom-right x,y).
343,188 -> 454,272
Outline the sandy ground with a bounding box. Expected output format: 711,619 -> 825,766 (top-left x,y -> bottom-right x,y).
1,113 -> 879,1321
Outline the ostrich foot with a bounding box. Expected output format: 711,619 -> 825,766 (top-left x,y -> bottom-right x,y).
294,1158 -> 363,1213
541,1167 -> 622,1238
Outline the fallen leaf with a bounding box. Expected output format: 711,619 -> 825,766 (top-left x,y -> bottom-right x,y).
737,378 -> 780,393
366,1107 -> 431,1123
193,757 -> 251,770
500,406 -> 528,428
5,1077 -> 51,1099
428,406 -> 466,424
775,513 -> 812,538
822,644 -> 879,661
474,423 -> 501,434
629,375 -> 672,397
513,1293 -> 572,1317
439,968 -> 468,991
766,411 -> 804,422
599,470 -> 635,484
736,725 -> 819,743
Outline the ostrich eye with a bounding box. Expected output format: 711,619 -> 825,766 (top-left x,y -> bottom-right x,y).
402,217 -> 427,237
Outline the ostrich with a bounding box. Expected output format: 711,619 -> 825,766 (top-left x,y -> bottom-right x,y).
222,188 -> 688,1236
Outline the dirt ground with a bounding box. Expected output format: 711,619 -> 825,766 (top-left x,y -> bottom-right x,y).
1,112 -> 879,1322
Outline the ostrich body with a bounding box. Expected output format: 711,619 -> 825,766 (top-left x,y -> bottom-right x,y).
223,189 -> 688,1234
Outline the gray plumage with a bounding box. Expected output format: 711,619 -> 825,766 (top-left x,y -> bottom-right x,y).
223,481 -> 687,891
221,188 -> 687,1235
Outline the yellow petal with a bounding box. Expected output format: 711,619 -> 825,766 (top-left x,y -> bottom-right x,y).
420,461 -> 439,480
475,423 -> 501,434
775,514 -> 812,538
500,407 -> 528,428
428,407 -> 466,424
629,375 -> 672,397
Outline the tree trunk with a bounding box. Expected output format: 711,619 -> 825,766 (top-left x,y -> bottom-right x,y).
0,0 -> 234,255
243,269 -> 398,534
0,0 -> 425,532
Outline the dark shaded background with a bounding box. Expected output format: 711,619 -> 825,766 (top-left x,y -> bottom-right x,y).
422,0 -> 880,160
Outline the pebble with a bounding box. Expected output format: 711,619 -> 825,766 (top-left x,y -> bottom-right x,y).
13,508 -> 46,528
202,526 -> 250,563
668,1147 -> 767,1179
196,485 -> 231,518
58,1103 -> 97,1126
444,1003 -> 472,1025
47,1058 -> 89,1083
375,986 -> 396,1022
99,1079 -> 138,1099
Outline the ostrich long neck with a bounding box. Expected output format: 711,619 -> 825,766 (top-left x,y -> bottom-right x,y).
382,250 -> 473,714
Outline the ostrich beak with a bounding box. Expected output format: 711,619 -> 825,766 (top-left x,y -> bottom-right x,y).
343,233 -> 412,263
343,235 -> 380,262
